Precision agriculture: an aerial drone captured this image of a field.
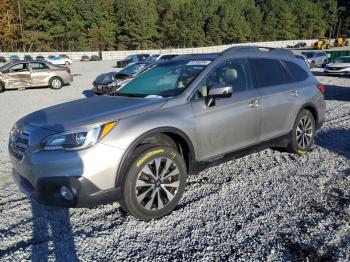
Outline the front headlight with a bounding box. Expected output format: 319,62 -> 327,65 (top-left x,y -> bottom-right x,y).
41,122 -> 116,151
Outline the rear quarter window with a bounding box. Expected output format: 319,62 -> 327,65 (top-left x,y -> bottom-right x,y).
284,61 -> 309,82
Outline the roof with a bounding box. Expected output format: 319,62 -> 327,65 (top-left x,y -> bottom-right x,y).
171,53 -> 219,61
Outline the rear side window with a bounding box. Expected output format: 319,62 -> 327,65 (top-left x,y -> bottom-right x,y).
250,58 -> 291,88
284,61 -> 309,82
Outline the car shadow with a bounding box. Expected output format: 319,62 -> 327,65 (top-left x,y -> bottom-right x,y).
324,84 -> 350,102
23,110 -> 79,261
316,128 -> 350,160
31,202 -> 78,261
82,89 -> 94,98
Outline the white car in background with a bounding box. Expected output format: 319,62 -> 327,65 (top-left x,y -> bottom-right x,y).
324,56 -> 350,76
46,55 -> 73,66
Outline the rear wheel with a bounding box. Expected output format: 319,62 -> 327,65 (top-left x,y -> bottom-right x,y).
287,109 -> 316,155
65,61 -> 70,66
49,77 -> 63,90
120,145 -> 187,221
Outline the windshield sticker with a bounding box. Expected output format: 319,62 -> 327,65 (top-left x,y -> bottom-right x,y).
187,60 -> 211,66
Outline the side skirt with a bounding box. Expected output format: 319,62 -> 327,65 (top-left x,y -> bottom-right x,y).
190,133 -> 291,174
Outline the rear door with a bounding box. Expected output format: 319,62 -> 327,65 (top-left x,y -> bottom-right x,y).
191,58 -> 261,160
249,58 -> 301,141
5,63 -> 31,89
30,62 -> 50,86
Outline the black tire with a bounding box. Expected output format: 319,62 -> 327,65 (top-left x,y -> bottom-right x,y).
287,109 -> 316,156
0,82 -> 5,93
49,77 -> 63,90
310,61 -> 316,69
120,145 -> 187,221
322,60 -> 328,68
65,61 -> 70,66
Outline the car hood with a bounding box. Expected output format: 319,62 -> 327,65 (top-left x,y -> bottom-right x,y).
95,72 -> 129,85
19,96 -> 167,132
327,63 -> 350,68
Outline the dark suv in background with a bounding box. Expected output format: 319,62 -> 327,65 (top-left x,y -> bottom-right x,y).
116,54 -> 150,68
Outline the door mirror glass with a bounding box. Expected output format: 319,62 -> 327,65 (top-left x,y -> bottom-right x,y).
208,85 -> 232,99
206,85 -> 232,107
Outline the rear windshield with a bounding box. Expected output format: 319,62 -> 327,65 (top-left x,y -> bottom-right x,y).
302,52 -> 314,59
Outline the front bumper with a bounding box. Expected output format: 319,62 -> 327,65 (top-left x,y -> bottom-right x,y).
12,169 -> 121,207
324,68 -> 350,75
10,141 -> 126,208
92,85 -> 117,95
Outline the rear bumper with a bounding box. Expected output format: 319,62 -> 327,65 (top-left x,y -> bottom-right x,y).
12,169 -> 121,207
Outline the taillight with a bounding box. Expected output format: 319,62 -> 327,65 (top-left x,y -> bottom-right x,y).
317,83 -> 325,94
66,68 -> 71,74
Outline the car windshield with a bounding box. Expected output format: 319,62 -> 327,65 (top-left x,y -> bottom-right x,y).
147,54 -> 160,61
0,63 -> 12,71
118,63 -> 148,77
302,52 -> 314,59
117,60 -> 210,98
334,57 -> 350,63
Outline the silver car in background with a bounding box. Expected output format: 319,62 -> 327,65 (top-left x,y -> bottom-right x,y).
324,56 -> 350,76
0,61 -> 73,92
9,46 -> 325,221
302,51 -> 329,68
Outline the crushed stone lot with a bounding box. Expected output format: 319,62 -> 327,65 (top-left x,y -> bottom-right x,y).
0,63 -> 349,261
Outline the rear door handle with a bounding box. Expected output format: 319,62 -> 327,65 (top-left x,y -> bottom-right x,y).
291,90 -> 300,97
249,99 -> 260,108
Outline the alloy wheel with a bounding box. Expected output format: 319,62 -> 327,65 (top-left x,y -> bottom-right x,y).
51,79 -> 62,89
135,157 -> 180,211
296,115 -> 313,148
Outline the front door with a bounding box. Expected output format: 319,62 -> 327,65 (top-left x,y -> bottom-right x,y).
191,58 -> 261,161
6,63 -> 31,89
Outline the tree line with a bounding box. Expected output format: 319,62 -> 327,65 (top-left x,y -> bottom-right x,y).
0,0 -> 348,52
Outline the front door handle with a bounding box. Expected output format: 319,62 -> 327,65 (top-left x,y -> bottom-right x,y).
249,99 -> 260,108
291,90 -> 300,97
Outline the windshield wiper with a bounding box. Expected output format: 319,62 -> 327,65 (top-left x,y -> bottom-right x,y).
114,93 -> 145,98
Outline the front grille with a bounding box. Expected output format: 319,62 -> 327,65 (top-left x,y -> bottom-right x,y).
328,67 -> 346,71
9,130 -> 30,160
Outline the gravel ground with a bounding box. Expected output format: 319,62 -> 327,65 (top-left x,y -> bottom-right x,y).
0,64 -> 349,261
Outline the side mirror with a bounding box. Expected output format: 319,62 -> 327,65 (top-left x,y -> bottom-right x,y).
206,85 -> 232,107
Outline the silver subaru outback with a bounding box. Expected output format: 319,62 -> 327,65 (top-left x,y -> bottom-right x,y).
9,47 -> 326,220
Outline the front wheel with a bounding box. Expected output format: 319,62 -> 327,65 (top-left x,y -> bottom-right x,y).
120,146 -> 187,221
0,82 -> 5,93
287,109 -> 316,155
49,77 -> 63,90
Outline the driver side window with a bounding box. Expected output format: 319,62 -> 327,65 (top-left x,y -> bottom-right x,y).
194,59 -> 251,99
8,63 -> 29,73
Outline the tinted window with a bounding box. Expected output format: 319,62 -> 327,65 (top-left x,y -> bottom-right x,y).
250,59 -> 290,88
195,59 -> 251,99
31,62 -> 48,70
284,61 -> 309,82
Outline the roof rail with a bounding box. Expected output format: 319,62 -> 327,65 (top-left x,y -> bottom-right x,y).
221,46 -> 294,57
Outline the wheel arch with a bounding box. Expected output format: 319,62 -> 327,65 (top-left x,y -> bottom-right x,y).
115,127 -> 196,188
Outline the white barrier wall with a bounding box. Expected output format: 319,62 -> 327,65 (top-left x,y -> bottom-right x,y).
0,39 -> 317,61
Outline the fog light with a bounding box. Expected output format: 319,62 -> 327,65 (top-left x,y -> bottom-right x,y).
60,186 -> 74,201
